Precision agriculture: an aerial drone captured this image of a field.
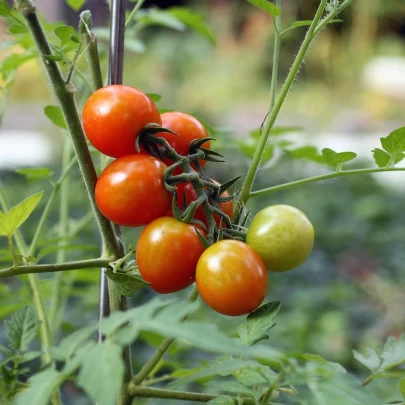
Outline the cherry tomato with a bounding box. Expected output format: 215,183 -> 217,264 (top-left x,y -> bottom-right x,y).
196,240 -> 268,316
95,154 -> 172,227
158,112 -> 210,169
246,205 -> 314,272
136,217 -> 206,294
174,180 -> 233,226
82,85 -> 161,158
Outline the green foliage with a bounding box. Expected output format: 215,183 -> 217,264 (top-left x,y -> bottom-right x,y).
105,266 -> 150,297
0,192 -> 43,238
321,148 -> 357,169
374,127 -> 405,168
246,0 -> 281,17
16,168 -> 53,182
44,105 -> 68,129
65,0 -> 87,12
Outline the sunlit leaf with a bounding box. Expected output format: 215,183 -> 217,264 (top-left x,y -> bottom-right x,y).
16,168 -> 53,182
246,0 -> 281,16
44,105 -> 67,129
106,267 -> 150,297
65,0 -> 87,11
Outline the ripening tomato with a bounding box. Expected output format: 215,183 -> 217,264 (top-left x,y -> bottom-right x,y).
82,85 -> 161,158
196,240 -> 268,316
136,217 -> 206,294
246,205 -> 314,272
174,180 -> 234,226
95,154 -> 172,227
158,112 -> 210,169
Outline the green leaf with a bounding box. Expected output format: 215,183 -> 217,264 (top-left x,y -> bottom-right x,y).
125,38 -> 146,53
146,93 -> 162,102
292,20 -> 313,27
106,268 -> 150,297
321,148 -> 357,168
373,148 -> 392,168
246,0 -> 281,17
237,301 -> 280,346
0,192 -> 44,238
286,146 -> 326,163
16,168 -> 53,182
353,347 -> 381,372
66,0 -> 87,11
205,380 -> 258,399
400,379 -> 405,400
137,9 -> 186,31
77,342 -> 124,405
379,335 -> 405,372
236,138 -> 273,163
5,306 -> 41,351
381,127 -> 405,155
54,25 -> 77,46
8,24 -> 28,34
44,105 -> 67,129
208,396 -> 235,405
168,7 -> 215,43
0,51 -> 35,80
16,368 -> 63,405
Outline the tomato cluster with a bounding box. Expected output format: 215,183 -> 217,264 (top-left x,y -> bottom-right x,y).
83,84 -> 315,317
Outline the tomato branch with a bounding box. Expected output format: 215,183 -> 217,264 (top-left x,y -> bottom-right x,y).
0,257 -> 114,279
249,167 -> 405,198
128,385 -> 275,404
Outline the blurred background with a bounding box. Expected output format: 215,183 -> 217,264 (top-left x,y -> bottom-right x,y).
1,0 -> 405,403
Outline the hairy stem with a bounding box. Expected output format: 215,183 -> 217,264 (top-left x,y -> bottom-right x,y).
128,385 -> 273,404
249,167 -> 405,198
238,0 -> 328,207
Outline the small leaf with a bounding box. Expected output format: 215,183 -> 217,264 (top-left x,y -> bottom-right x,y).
105,268 -> 150,297
373,148 -> 392,168
16,168 -> 53,182
5,306 -> 41,351
381,127 -> 405,155
246,0 -> 281,17
286,146 -> 326,163
43,54 -> 64,62
44,105 -> 67,129
353,347 -> 381,372
292,20 -> 313,27
0,192 -> 44,238
146,93 -> 162,102
237,301 -> 280,346
78,342 -> 124,405
321,148 -> 357,168
8,24 -> 28,34
168,7 -> 215,43
65,0 -> 87,11
0,51 -> 35,80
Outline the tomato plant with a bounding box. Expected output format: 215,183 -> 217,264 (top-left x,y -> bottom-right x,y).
136,217 -> 206,293
173,180 -> 233,226
82,85 -> 161,158
158,112 -> 210,169
95,154 -> 172,227
246,205 -> 314,272
196,240 -> 268,316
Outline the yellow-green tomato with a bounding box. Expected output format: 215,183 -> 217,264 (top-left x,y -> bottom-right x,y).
246,205 -> 314,272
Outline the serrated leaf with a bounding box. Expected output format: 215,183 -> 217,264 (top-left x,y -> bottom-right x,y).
16,168 -> 53,182
77,342 -> 124,405
5,306 -> 41,351
168,7 -> 215,43
66,0 -> 87,11
54,25 -> 77,46
208,396 -> 235,405
44,105 -> 67,129
16,368 -> 63,405
381,127 -> 405,155
322,148 -> 357,168
146,93 -> 162,102
20,350 -> 41,363
246,0 -> 281,17
237,302 -> 280,346
286,146 -> 326,163
353,347 -> 381,372
8,24 -> 28,34
373,148 -> 392,168
0,192 -> 44,238
379,336 -> 405,372
106,268 -> 149,297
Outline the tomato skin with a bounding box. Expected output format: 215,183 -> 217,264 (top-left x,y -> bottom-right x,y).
95,154 -> 172,227
158,112 -> 210,169
196,240 -> 268,316
246,205 -> 314,272
82,85 -> 161,158
174,180 -> 234,226
136,217 -> 206,294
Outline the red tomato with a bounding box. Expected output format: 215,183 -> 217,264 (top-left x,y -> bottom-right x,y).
174,180 -> 233,226
158,112 -> 210,169
82,85 -> 161,158
95,154 -> 172,227
196,240 -> 268,316
136,217 -> 206,293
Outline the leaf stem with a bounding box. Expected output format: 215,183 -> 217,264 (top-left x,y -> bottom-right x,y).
238,0 -> 328,207
249,167 -> 405,198
269,0 -> 281,111
125,0 -> 146,28
361,374 -> 374,386
0,257 -> 114,279
131,286 -> 199,385
128,385 -> 274,404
